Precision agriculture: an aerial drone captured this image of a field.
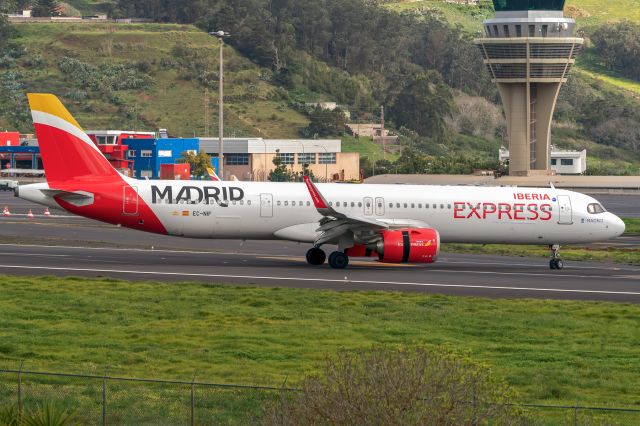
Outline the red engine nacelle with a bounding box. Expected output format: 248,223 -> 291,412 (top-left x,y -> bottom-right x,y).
376,228 -> 440,264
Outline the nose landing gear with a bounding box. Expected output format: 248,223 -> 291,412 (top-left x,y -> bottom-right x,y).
549,244 -> 564,270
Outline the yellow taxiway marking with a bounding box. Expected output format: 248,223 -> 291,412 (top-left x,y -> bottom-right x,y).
257,256 -> 419,268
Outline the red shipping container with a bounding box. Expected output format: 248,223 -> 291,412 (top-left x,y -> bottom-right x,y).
0,132 -> 20,146
160,163 -> 191,180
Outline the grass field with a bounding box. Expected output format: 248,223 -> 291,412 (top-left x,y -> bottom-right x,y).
1,275 -> 639,410
341,135 -> 400,162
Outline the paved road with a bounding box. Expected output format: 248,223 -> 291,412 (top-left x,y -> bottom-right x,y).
0,242 -> 638,302
1,191 -> 639,303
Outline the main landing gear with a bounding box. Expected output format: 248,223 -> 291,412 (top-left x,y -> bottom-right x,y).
549,244 -> 564,270
305,247 -> 349,269
306,247 -> 326,265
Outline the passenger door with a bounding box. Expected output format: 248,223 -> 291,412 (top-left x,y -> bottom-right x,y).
375,197 -> 385,216
557,195 -> 572,224
260,193 -> 273,218
363,197 -> 373,216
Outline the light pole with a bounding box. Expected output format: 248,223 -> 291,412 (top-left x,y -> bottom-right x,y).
209,30 -> 229,180
298,141 -> 308,177
313,144 -> 328,182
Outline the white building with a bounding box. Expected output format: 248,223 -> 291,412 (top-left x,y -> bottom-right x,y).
499,148 -> 586,175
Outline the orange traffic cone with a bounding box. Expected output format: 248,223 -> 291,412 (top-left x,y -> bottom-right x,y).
44,207 -> 51,217
2,206 -> 10,217
26,209 -> 34,219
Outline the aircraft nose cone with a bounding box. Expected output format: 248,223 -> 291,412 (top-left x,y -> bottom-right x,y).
611,215 -> 626,237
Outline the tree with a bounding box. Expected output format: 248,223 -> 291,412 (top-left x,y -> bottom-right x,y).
0,14 -> 13,50
178,150 -> 212,178
389,71 -> 454,141
262,346 -> 526,425
390,71 -> 453,142
268,151 -> 296,182
32,0 -> 61,17
301,106 -> 347,138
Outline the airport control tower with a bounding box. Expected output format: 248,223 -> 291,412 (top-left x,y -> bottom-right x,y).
475,0 -> 583,176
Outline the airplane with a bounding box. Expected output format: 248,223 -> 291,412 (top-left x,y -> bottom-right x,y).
16,94 -> 625,270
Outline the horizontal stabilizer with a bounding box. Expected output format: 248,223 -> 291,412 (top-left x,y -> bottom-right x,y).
40,189 -> 94,207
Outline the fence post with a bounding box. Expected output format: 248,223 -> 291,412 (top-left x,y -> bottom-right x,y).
102,374 -> 107,426
574,400 -> 579,426
17,360 -> 23,419
191,371 -> 197,426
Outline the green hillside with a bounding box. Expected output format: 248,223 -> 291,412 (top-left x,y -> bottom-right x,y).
383,0 -> 640,29
0,23 -> 309,138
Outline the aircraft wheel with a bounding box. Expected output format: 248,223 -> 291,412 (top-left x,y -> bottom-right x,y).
306,247 -> 326,265
549,259 -> 564,270
328,251 -> 349,269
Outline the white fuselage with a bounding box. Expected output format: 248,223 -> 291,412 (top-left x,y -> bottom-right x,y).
69,180 -> 624,245
18,180 -> 625,245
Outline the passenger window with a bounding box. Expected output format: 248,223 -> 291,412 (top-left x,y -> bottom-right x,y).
397,203 -> 401,208
418,203 -> 422,208
277,201 -> 281,206
404,203 -> 408,208
329,202 -> 333,206
389,203 -> 393,208
433,204 -> 436,209
292,201 -> 296,206
351,202 -> 355,207
440,204 -> 444,209
248,200 -> 252,206
306,201 -> 310,207
284,201 -> 288,206
447,204 -> 451,209
411,203 -> 415,209
358,202 -> 362,207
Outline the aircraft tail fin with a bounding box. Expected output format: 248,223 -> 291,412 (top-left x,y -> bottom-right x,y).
27,93 -> 120,183
207,167 -> 221,181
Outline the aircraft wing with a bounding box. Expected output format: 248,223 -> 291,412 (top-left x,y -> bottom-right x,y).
303,176 -> 388,246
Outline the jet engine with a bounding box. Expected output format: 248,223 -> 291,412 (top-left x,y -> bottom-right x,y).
375,228 -> 440,264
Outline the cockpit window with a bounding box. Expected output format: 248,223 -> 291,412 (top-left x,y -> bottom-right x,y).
587,203 -> 606,214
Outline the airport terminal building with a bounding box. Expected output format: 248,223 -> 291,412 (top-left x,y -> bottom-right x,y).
199,138 -> 360,182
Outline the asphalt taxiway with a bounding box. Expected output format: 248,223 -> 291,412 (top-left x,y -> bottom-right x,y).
0,192 -> 638,302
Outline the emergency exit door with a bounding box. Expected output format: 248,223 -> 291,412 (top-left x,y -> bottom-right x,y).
557,195 -> 572,225
260,193 -> 273,218
363,197 -> 373,216
122,185 -> 138,216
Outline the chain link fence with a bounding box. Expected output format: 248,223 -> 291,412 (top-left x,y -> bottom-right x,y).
1,366 -> 640,425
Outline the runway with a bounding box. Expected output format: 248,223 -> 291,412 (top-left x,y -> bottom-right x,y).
0,192 -> 639,303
